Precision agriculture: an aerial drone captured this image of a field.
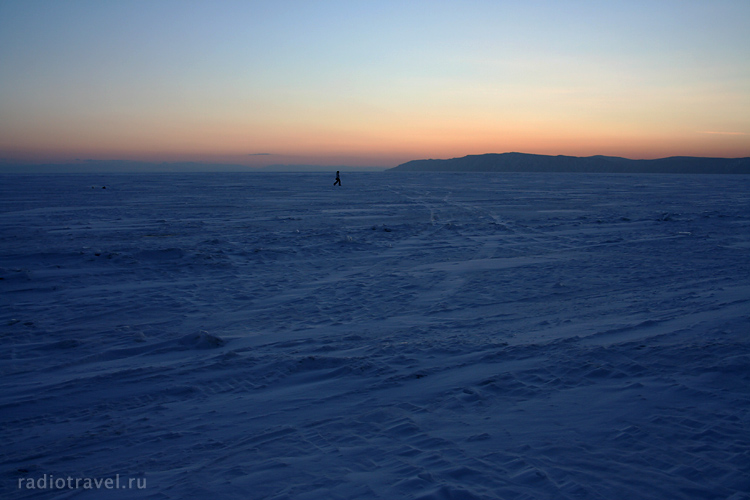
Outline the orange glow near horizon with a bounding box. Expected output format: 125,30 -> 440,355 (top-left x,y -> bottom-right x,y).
3,119 -> 748,167
1,2 -> 748,168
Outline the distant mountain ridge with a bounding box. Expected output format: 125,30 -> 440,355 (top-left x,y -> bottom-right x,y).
390,153 -> 750,174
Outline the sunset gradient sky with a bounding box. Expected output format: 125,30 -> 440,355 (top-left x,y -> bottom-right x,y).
1,0 -> 749,168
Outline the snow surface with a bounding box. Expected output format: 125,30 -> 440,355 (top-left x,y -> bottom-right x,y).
1,172 -> 749,499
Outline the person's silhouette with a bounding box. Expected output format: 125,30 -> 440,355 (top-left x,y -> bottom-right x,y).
334,171 -> 341,186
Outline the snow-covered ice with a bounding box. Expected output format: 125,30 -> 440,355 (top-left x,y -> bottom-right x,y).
1,172 -> 749,499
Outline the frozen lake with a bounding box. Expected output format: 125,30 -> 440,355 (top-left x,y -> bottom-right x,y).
2,172 -> 749,499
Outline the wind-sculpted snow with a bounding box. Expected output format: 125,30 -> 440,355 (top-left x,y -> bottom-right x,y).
1,172 -> 749,499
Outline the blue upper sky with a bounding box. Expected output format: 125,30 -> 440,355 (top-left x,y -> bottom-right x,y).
1,0 -> 748,167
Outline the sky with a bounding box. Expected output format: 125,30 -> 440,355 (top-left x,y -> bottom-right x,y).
1,0 -> 749,168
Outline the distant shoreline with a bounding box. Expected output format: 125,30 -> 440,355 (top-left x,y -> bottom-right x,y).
0,161 -> 386,174
2,153 -> 750,174
389,152 -> 750,175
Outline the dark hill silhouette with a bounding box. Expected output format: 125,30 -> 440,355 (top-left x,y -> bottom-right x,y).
389,153 -> 750,174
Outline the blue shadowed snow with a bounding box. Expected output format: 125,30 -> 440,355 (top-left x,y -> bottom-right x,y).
1,172 -> 749,499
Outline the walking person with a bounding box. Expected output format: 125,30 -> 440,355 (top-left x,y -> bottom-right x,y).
333,171 -> 341,186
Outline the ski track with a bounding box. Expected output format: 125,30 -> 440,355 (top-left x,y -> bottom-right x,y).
1,172 -> 749,499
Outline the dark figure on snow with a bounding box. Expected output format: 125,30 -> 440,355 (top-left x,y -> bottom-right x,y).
334,171 -> 341,186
